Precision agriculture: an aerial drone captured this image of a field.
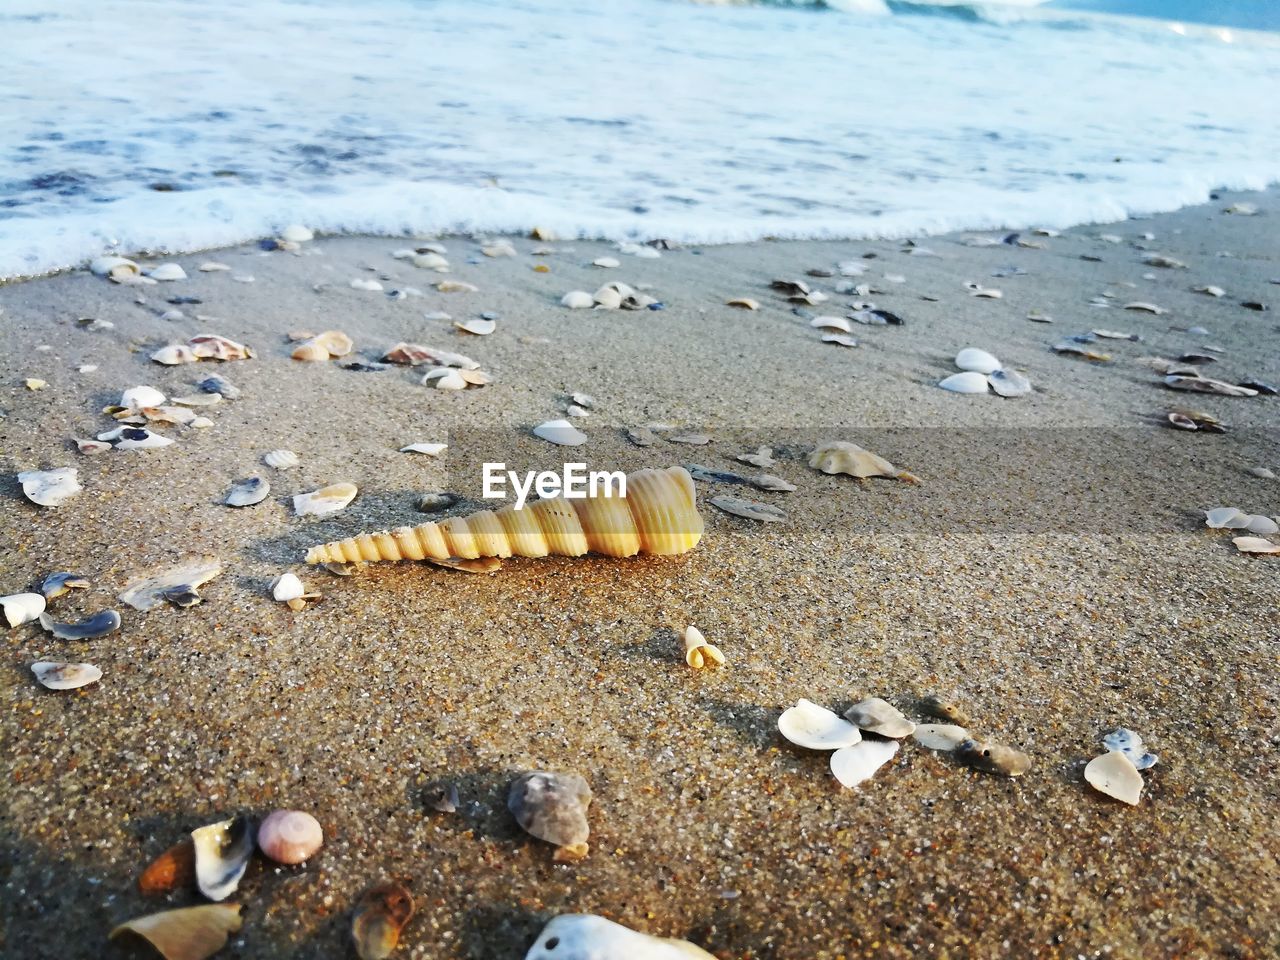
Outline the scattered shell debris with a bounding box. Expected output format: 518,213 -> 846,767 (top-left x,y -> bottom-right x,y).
293,482 -> 358,517
119,561 -> 222,611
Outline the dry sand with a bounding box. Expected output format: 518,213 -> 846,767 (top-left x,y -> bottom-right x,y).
1,189 -> 1278,959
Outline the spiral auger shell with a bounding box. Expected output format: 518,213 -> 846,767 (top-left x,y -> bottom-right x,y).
304,466 -> 704,565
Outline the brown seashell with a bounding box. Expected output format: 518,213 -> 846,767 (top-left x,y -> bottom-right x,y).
188,334 -> 252,362
382,342 -> 479,369
304,466 -> 703,566
110,904 -> 242,960
352,883 -> 415,960
139,837 -> 197,895
956,737 -> 1031,777
809,440 -> 919,484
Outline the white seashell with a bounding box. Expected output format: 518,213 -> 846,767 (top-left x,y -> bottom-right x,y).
422,367 -> 467,390
31,661 -> 102,690
436,280 -> 478,293
1101,728 -> 1158,770
912,723 -> 970,750
1224,202 -> 1257,215
1124,302 -> 1165,314
78,364 -> 99,372
777,699 -> 861,750
1233,536 -> 1280,554
1164,375 -> 1256,397
412,252 -> 450,271
121,385 -> 166,409
988,368 -> 1032,398
281,224 -> 314,242
838,260 -> 867,275
90,255 -> 139,277
350,278 -> 383,292
1244,515 -> 1280,536
561,290 -> 594,309
938,371 -> 990,394
2,593 -> 46,628
533,419 -> 587,446
594,286 -> 624,309
271,573 -> 305,602
1084,751 -> 1143,806
225,476 -> 270,507
955,348 -> 1001,374
111,428 -> 174,450
293,483 -> 358,517
823,333 -> 858,347
1248,467 -> 1275,479
150,343 -> 197,365
400,442 -> 447,456
119,560 -> 221,611
683,625 -> 725,669
264,449 -> 299,470
966,283 -> 1002,299
17,467 -> 82,506
147,263 -> 187,281
76,438 -> 112,455
1194,285 -> 1225,297
232,274 -> 254,283
810,315 -> 852,333
199,261 -> 231,271
844,697 -> 915,738
454,317 -> 495,335
592,257 -> 621,268
524,915 -> 716,960
830,739 -> 899,788
1204,507 -> 1248,529
192,816 -> 254,901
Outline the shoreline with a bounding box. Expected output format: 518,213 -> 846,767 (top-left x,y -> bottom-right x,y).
2,186 -> 1278,959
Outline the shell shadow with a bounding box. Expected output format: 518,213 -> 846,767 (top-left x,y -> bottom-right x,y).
619,626 -> 680,664
699,697 -> 780,752
458,902 -> 550,960
407,768 -> 523,845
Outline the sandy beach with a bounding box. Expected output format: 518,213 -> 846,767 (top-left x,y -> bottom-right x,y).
1,188 -> 1278,959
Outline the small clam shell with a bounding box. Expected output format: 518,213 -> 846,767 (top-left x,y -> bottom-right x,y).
2,592 -> 47,627
830,739 -> 899,788
482,240 -> 516,257
257,809 -> 323,864
1244,515 -> 1280,536
955,737 -> 1031,777
592,256 -> 620,268
138,837 -> 197,896
808,441 -> 917,483
844,697 -> 915,738
293,483 -> 358,517
76,438 -> 112,455
122,385 -> 166,409
90,255 -> 139,277
778,699 -> 862,750
192,815 -> 254,901
148,263 -> 188,281
683,625 -> 725,669
400,442 -> 447,456
709,495 -> 786,523
1123,302 -> 1165,314
1084,750 -> 1143,805
188,334 -> 251,361
351,278 -> 383,292
416,492 -> 459,512
41,571 -> 90,599
225,476 -> 270,507
413,252 -> 450,270
422,367 -> 467,390
435,280 -> 478,293
626,426 -> 657,447
1233,536 -> 1280,554
750,473 -> 796,492
352,883 -> 415,960
938,371 -> 990,394
561,290 -> 594,309
454,318 -> 495,335
726,298 -> 759,310
532,419 -> 587,446
508,771 -> 592,850
955,348 -> 1001,374
31,661 -> 102,690
264,449 -> 299,470
281,224 -> 314,242
110,904 -> 243,960
988,368 -> 1031,398
198,374 -> 240,398
39,609 -> 121,640
17,467 -> 82,506
912,724 -> 970,751
811,315 -> 852,333
1204,507 -> 1248,529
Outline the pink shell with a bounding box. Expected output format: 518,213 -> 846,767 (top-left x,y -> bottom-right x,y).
257,809 -> 323,864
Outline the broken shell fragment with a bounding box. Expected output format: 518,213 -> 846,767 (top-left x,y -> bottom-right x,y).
523,915 -> 716,960
938,371 -> 990,394
199,375 -> 240,398
988,368 -> 1032,397
18,467 -> 82,506
823,333 -> 858,347
811,315 -> 852,333
90,255 -> 140,278
192,815 -> 254,901
1205,507 -> 1249,529
39,609 -> 121,640
508,771 -> 592,858
626,426 -> 657,447
1053,341 -> 1112,362
108,427 -> 174,450
400,442 -> 447,456
31,661 -> 102,690
76,438 -> 112,455
737,446 -> 775,469
1194,285 -> 1226,297
435,280 -> 478,293
912,724 -> 970,751
683,625 -> 725,669
292,330 -> 353,361
264,449 -> 299,470
808,441 -> 919,483
955,738 -> 1031,777
1084,750 -> 1143,806
189,334 -> 252,362
293,482 -> 358,517
352,883 -> 415,960
41,571 -> 90,599
844,697 -> 915,738
919,694 -> 970,725
955,348 -> 1001,374
1233,536 -> 1280,554
225,476 -> 270,507
1164,375 -> 1258,397
532,419 -> 587,446
454,317 -> 495,336
422,367 -> 467,390
119,560 -> 222,611
709,495 -> 785,523
110,904 -> 243,960
416,492 -> 458,512
726,297 -> 759,310
139,838 -> 197,896
1123,302 -> 1165,314
830,739 -> 899,788
1142,253 -> 1187,269
152,343 -> 198,365
1245,515 -> 1280,536
256,809 -> 323,864
778,699 -> 862,750
271,573 -> 305,603
1101,728 -> 1158,770
1,593 -> 45,627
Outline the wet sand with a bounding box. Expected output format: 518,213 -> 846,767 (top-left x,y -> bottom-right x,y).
1,189 -> 1278,959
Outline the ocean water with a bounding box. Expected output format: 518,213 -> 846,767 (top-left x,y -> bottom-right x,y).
1,0 -> 1278,279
